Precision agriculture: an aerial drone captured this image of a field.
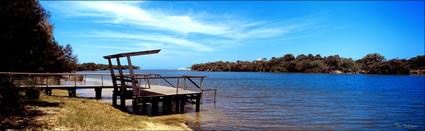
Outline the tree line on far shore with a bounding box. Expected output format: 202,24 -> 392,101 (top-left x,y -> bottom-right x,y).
191,53 -> 425,75
76,63 -> 140,71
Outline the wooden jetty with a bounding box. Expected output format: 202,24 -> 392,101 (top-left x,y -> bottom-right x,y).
103,49 -> 216,115
0,49 -> 217,115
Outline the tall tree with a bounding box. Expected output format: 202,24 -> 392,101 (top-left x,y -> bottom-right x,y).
0,0 -> 77,72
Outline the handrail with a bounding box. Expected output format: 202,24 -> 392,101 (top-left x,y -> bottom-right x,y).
0,72 -> 159,76
1,72 -> 205,91
1,72 -> 216,103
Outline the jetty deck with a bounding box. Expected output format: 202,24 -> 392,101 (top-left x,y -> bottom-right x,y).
140,85 -> 200,96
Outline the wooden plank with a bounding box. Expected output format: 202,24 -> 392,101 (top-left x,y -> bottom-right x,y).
103,49 -> 160,59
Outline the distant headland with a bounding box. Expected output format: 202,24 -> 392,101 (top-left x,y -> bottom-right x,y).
191,53 -> 425,75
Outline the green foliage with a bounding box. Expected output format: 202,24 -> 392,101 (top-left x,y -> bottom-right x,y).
409,55 -> 425,69
192,53 -> 424,75
0,0 -> 77,73
77,63 -> 140,71
368,59 -> 410,74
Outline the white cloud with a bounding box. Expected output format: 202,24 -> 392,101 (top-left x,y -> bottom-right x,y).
46,1 -> 300,38
44,1 -> 317,54
59,1 -> 231,36
87,31 -> 214,52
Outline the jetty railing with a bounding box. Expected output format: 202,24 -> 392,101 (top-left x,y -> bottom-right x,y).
0,72 -> 216,102
139,75 -> 216,103
0,72 -> 155,87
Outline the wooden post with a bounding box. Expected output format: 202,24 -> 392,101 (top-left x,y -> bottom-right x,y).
116,57 -> 126,109
74,75 -> 77,87
214,90 -> 217,103
101,75 -> 104,87
142,98 -> 147,115
176,78 -> 179,94
144,76 -> 147,88
167,96 -> 172,114
68,88 -> 76,97
95,88 -> 102,99
127,56 -> 138,97
133,99 -> 139,114
162,97 -> 167,115
196,94 -> 200,112
112,93 -> 117,106
180,95 -> 185,113
175,95 -> 180,113
183,77 -> 186,90
45,88 -> 51,95
107,58 -> 118,106
46,76 -> 49,88
152,97 -> 158,116
157,75 -> 160,86
147,77 -> 151,89
200,77 -> 204,103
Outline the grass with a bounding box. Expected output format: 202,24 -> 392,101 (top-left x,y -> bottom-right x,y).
8,90 -> 189,130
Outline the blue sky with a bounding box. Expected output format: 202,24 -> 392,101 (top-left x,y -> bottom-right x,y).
40,1 -> 424,69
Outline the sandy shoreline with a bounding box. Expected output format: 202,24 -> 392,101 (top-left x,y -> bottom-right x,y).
77,88 -> 196,130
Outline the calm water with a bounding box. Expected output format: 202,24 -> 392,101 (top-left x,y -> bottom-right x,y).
80,70 -> 425,130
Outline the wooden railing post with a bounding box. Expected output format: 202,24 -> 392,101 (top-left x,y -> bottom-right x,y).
46,75 -> 49,88
116,57 -> 126,109
183,77 -> 186,90
74,75 -> 76,87
101,75 -> 104,87
107,58 -> 118,106
176,78 -> 179,94
127,56 -> 138,97
200,77 -> 204,103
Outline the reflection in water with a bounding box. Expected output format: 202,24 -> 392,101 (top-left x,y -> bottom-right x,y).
78,70 -> 425,130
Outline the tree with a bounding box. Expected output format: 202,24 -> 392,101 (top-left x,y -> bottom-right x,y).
357,53 -> 385,65
283,54 -> 295,61
0,0 -> 77,72
369,59 -> 410,74
409,55 -> 425,69
191,53 -> 417,75
314,54 -> 322,60
356,53 -> 386,72
340,58 -> 358,73
324,55 -> 341,70
296,54 -> 308,61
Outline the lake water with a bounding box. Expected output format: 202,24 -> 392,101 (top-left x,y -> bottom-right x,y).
79,70 -> 425,130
